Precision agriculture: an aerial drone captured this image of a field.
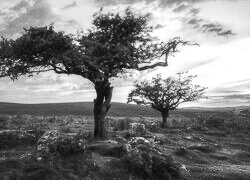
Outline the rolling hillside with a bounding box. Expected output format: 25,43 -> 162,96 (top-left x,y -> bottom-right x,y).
0,102 -> 162,117
1,101 -> 249,117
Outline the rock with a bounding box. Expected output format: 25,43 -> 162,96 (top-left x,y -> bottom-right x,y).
128,137 -> 153,147
129,123 -> 146,136
122,143 -> 132,153
36,130 -> 85,159
37,130 -> 59,158
122,143 -> 182,180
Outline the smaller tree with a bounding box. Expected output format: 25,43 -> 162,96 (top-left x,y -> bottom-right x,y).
128,72 -> 207,127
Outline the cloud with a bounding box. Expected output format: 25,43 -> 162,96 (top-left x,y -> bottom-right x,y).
188,18 -> 202,25
154,23 -> 165,29
177,56 -> 218,72
198,94 -> 250,107
94,0 -> 236,38
208,79 -> 250,98
10,0 -> 31,12
173,3 -> 190,12
183,8 -> 236,37
200,23 -> 235,37
210,94 -> 250,102
189,8 -> 200,15
61,1 -> 77,10
0,0 -> 82,37
94,0 -> 239,8
0,0 -> 57,37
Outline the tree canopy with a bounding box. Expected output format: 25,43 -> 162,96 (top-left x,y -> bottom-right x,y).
128,73 -> 207,127
0,9 -> 194,84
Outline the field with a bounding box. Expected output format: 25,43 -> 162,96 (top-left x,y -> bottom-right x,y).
1,102 -> 250,179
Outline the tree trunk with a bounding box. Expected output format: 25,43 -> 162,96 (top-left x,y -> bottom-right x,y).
93,81 -> 113,138
161,111 -> 169,128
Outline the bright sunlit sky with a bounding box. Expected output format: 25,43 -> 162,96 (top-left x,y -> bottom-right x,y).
0,0 -> 250,107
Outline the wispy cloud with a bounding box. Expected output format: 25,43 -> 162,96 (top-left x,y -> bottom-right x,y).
153,23 -> 165,30
10,0 -> 30,12
0,0 -> 82,38
173,3 -> 190,12
182,7 -> 236,37
0,0 -> 57,37
94,0 -> 241,8
176,56 -> 218,72
61,1 -> 77,10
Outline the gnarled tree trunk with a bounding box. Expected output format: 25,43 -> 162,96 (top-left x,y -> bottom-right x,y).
161,111 -> 169,128
93,81 -> 113,138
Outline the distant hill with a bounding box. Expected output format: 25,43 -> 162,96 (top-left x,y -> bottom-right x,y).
0,102 -> 161,117
1,102 -> 249,117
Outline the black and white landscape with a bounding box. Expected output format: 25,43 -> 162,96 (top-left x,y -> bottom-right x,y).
0,0 -> 250,179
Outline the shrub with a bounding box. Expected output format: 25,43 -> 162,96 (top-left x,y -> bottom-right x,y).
0,130 -> 39,149
111,118 -> 130,131
0,152 -> 98,180
0,116 -> 8,129
205,116 -> 225,128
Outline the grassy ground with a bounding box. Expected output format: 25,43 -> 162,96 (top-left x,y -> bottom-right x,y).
0,102 -> 250,179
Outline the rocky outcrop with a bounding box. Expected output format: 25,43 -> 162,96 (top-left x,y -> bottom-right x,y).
36,130 -> 85,159
122,141 -> 183,180
129,123 -> 146,136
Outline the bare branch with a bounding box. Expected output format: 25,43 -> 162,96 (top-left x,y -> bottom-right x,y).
138,37 -> 198,71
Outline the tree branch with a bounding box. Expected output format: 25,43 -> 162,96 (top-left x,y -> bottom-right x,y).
137,37 -> 198,71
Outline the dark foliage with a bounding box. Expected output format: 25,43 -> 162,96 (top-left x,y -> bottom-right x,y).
0,152 -> 98,180
128,72 -> 206,127
0,130 -> 42,149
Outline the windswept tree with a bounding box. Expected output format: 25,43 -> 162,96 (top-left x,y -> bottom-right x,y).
0,8 -> 195,137
128,73 -> 207,127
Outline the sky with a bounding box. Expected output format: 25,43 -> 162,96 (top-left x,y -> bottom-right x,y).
0,0 -> 250,107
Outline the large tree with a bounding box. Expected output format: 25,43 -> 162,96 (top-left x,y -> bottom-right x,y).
128,73 -> 206,127
0,9 -> 194,137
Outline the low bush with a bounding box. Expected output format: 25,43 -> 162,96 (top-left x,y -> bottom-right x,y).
0,116 -> 8,129
0,152 -> 98,180
0,130 -> 41,149
111,118 -> 131,131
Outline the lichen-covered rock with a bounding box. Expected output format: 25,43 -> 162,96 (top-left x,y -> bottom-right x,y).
37,130 -> 59,158
122,143 -> 132,153
128,137 -> 155,147
36,130 -> 85,159
122,143 -> 182,180
129,123 -> 146,136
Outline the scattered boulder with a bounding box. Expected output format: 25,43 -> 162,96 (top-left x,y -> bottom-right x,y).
128,137 -> 151,147
128,136 -> 158,148
129,122 -> 146,136
37,130 -> 59,158
37,130 -> 85,159
121,143 -> 183,180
